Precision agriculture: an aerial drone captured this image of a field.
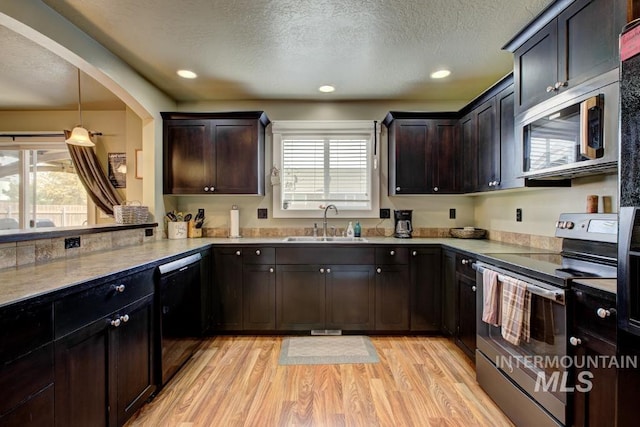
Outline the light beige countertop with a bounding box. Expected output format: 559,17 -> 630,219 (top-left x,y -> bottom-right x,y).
572,278 -> 617,295
0,237 -> 553,308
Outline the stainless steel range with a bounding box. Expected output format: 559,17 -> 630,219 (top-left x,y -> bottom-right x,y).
474,213 -> 617,427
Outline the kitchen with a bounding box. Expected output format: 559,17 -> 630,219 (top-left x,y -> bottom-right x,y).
0,0 -> 637,426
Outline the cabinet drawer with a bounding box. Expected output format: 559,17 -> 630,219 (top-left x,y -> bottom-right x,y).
277,247 -> 374,265
0,300 -> 53,364
455,253 -> 475,279
375,247 -> 409,265
0,384 -> 54,427
572,288 -> 616,342
55,268 -> 154,338
243,247 -> 275,264
0,343 -> 53,417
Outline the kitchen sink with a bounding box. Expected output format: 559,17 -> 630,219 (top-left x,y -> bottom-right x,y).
282,236 -> 368,243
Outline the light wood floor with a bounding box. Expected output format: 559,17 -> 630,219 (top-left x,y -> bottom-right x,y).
126,335 -> 513,427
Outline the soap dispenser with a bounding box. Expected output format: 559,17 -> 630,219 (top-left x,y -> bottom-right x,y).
346,221 -> 354,238
354,221 -> 361,238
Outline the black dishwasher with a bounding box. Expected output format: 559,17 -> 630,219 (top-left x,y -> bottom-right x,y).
157,252 -> 202,386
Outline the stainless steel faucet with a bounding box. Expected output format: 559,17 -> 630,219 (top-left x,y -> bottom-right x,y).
322,204 -> 338,238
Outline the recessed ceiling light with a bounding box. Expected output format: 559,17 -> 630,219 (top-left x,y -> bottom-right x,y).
430,69 -> 451,79
318,85 -> 335,93
177,69 -> 198,79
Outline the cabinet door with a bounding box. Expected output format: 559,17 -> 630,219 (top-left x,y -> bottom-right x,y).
212,248 -> 243,331
456,273 -> 477,359
276,265 -> 325,330
557,0 -> 623,91
410,248 -> 441,332
243,264 -> 276,330
0,385 -> 54,427
476,98 -> 498,192
325,265 -> 375,330
212,119 -> 264,194
433,120 -> 459,193
163,119 -> 213,194
115,296 -> 155,426
389,120 -> 431,194
441,251 -> 457,336
496,85 -> 522,190
375,265 -> 410,330
55,318 -> 112,427
459,112 -> 477,193
514,21 -> 558,113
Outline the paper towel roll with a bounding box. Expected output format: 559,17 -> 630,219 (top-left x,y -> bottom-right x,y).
230,206 -> 240,238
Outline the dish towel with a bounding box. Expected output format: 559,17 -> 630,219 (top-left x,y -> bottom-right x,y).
482,268 -> 501,326
501,276 -> 531,345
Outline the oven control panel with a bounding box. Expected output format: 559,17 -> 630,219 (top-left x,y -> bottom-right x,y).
555,213 -> 617,243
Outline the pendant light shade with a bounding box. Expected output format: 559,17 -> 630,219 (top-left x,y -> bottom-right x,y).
66,69 -> 95,147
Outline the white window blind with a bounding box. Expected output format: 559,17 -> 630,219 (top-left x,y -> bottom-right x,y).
272,121 -> 380,218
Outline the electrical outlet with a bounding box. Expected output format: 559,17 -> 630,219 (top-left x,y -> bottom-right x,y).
64,236 -> 81,249
380,208 -> 391,219
145,228 -> 154,237
257,208 -> 268,219
449,208 -> 456,219
516,208 -> 523,222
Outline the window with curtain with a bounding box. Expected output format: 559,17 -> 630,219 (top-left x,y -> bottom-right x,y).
272,121 -> 380,218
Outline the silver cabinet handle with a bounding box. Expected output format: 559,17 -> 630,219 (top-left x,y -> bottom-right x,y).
269,267 -> 274,273
396,186 -> 401,192
569,336 -> 582,346
113,284 -> 126,293
327,268 -> 331,273
433,186 -> 439,192
256,249 -> 261,255
376,268 -> 382,274
320,268 -> 325,273
235,250 -> 241,256
412,251 -> 417,256
111,318 -> 121,327
596,308 -> 611,318
546,85 -> 555,93
472,286 -> 476,292
555,81 -> 567,90
390,250 -> 395,256
120,314 -> 130,323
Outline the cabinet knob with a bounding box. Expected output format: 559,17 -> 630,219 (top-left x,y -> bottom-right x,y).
396,186 -> 401,192
376,268 -> 382,274
256,249 -> 261,255
461,259 -> 468,265
546,85 -> 555,93
113,284 -> 126,293
569,336 -> 582,346
210,186 -> 215,192
596,308 -> 611,318
120,314 -> 130,323
389,250 -> 395,256
433,187 -> 439,192
412,251 -> 417,256
235,250 -> 241,256
554,81 -> 567,90
269,267 -> 274,273
320,268 -> 325,273
204,186 -> 209,191
472,286 -> 477,292
327,268 -> 331,273
111,318 -> 121,327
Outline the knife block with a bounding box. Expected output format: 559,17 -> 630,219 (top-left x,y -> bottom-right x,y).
187,220 -> 202,238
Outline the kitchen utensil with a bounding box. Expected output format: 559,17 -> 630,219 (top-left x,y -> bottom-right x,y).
166,212 -> 177,222
184,213 -> 193,222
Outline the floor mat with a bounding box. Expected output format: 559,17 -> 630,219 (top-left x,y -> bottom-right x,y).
278,335 -> 379,365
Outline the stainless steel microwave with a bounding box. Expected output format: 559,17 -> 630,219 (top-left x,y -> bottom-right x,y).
517,70 -> 619,179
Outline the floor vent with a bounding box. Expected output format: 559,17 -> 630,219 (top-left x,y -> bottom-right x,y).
310,329 -> 342,336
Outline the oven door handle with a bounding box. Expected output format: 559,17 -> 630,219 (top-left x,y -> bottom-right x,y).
473,262 -> 565,303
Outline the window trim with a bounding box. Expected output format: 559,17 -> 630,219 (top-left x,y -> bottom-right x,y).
272,120 -> 380,219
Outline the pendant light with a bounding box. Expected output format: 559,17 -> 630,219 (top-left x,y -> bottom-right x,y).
65,68 -> 95,147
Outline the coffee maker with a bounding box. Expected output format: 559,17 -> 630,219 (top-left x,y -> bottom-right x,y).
393,210 -> 413,238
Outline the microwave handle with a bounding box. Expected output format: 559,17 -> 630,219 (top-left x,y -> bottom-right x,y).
580,96 -> 603,159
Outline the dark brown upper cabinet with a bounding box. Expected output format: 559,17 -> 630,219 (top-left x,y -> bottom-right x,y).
384,112 -> 459,195
506,0 -> 625,114
162,111 -> 269,195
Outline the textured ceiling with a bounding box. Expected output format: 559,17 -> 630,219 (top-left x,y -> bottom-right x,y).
1,0 -> 555,109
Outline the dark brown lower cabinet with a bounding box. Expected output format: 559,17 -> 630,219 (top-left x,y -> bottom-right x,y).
456,272 -> 477,359
410,247 -> 441,332
375,265 -> 410,331
243,264 -> 276,330
55,295 -> 154,427
326,265 -> 375,330
441,250 -> 457,336
0,385 -> 54,426
276,265 -> 326,330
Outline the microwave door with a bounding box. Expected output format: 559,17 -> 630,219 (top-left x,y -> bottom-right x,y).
580,95 -> 604,160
